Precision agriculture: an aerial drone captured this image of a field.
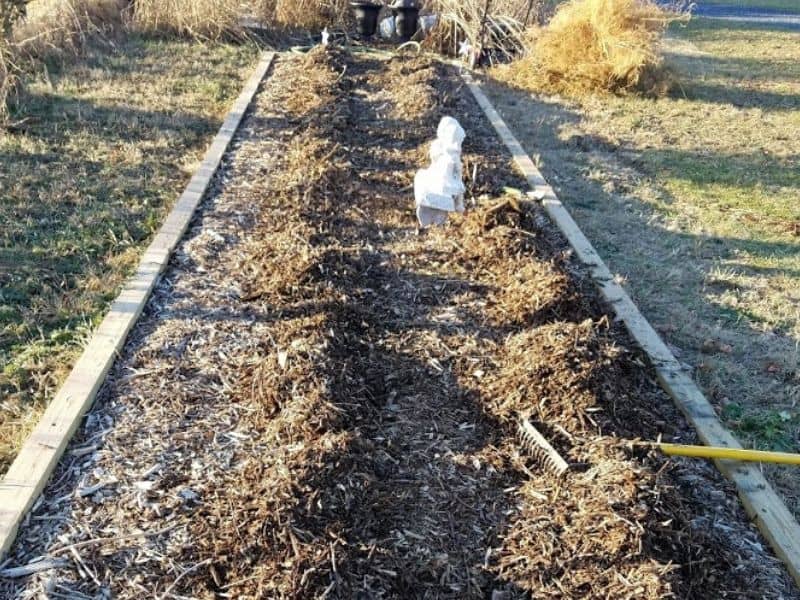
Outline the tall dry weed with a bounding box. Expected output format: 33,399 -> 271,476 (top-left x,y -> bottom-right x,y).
1,0 -> 27,123
131,0 -> 245,40
424,0 -> 543,62
12,0 -> 125,62
0,38 -> 11,123
256,0 -> 351,32
1,0 -> 126,125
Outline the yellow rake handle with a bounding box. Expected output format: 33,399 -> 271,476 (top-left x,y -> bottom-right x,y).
659,443 -> 800,465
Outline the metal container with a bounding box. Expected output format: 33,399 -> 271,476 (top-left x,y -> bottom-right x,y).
392,2 -> 420,41
351,2 -> 383,37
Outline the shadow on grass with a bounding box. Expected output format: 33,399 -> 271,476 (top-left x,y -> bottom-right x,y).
677,80 -> 800,110
0,92 -> 218,337
673,15 -> 800,35
623,146 -> 799,194
664,52 -> 800,83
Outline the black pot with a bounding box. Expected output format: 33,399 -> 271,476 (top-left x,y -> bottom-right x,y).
393,6 -> 420,41
351,2 -> 382,37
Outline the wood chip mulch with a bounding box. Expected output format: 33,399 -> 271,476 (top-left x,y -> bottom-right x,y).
1,47 -> 797,599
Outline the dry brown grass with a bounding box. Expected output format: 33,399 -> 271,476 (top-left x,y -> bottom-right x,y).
274,0 -> 350,30
131,0 -> 246,40
1,0 -> 126,123
0,0 -> 23,121
0,37 -> 11,122
497,0 -> 683,96
11,0 -> 124,60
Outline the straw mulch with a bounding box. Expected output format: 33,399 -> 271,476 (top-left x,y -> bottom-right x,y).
496,0 -> 682,97
2,47 -> 797,599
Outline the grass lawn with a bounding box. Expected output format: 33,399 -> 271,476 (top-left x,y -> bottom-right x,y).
0,34 -> 258,474
484,17 -> 800,512
697,0 -> 800,12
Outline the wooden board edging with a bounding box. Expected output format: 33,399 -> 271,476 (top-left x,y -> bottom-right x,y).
461,71 -> 800,588
0,52 -> 276,560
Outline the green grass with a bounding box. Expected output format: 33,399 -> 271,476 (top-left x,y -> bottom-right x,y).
0,34 -> 258,473
723,403 -> 798,450
610,16 -> 800,451
697,0 -> 800,12
484,16 -> 800,511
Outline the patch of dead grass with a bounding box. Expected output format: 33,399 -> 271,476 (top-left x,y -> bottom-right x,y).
131,0 -> 246,40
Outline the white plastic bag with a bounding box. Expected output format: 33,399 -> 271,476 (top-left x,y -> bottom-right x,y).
379,16 -> 396,39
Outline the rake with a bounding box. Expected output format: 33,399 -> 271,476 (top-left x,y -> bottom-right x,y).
515,416 -> 800,480
516,417 -> 569,477
653,443 -> 800,465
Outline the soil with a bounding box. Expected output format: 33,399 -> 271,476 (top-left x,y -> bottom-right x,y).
1,47 -> 797,599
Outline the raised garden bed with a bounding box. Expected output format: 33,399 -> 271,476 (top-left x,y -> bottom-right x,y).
1,47 -> 796,598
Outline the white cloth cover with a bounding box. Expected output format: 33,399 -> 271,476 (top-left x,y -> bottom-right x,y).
414,116 -> 466,227
420,15 -> 438,34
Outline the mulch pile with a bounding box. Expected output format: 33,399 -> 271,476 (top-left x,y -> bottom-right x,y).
2,47 -> 796,599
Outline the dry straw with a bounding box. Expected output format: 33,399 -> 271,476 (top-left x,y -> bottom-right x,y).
133,0 -> 353,41
131,0 -> 246,40
12,0 -> 124,59
0,37 -> 11,123
266,0 -> 351,30
1,0 -> 29,123
498,0 -> 685,96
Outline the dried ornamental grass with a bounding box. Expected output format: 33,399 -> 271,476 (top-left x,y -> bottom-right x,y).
0,35 -> 11,123
499,0 -> 683,96
11,0 -> 125,62
275,0 -> 350,29
255,0 -> 351,31
424,0 -> 536,62
131,0 -> 245,40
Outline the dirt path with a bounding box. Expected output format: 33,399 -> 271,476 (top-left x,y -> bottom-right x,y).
1,49 -> 797,599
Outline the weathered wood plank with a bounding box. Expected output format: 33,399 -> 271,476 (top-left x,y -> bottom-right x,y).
462,70 -> 800,589
0,52 -> 276,560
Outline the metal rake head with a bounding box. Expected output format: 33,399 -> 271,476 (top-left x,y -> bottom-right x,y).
517,417 -> 570,478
